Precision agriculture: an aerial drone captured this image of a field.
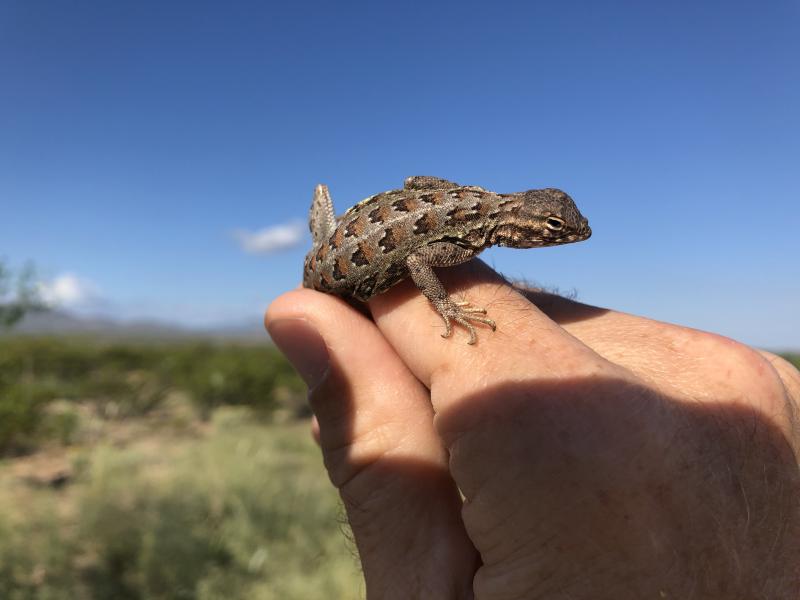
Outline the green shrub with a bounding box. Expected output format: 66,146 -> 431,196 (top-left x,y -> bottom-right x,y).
38,400 -> 83,446
0,505 -> 81,600
0,422 -> 361,599
80,367 -> 169,419
0,380 -> 53,454
0,337 -> 305,453
165,344 -> 303,419
76,448 -> 234,600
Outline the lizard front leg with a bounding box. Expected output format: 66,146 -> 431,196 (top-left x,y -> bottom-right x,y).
405,242 -> 496,344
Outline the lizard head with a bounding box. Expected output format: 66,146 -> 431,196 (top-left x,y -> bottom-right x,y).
490,188 -> 591,248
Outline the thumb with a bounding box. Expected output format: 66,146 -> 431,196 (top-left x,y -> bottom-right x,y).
266,289 -> 478,597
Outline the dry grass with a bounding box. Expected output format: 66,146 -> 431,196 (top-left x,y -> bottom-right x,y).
0,404 -> 363,599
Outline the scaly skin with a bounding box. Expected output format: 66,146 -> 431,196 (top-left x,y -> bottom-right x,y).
303,176 -> 591,343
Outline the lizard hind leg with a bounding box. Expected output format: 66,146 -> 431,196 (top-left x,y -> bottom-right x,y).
309,184 -> 337,244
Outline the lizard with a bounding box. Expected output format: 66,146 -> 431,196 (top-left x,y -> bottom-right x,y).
303,175 -> 591,344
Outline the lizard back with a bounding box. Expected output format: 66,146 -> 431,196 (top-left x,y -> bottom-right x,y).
303,185 -> 509,301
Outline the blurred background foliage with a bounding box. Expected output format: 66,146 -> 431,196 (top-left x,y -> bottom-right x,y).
0,331 -> 362,599
0,337 -> 306,454
1,241 -> 366,598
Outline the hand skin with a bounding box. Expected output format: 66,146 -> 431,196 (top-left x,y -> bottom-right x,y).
265,260 -> 800,600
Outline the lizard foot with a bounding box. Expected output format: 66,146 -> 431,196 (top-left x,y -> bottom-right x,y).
435,299 -> 497,345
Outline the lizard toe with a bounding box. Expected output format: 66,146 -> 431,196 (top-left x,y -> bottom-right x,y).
452,317 -> 478,345
454,300 -> 487,314
435,299 -> 496,343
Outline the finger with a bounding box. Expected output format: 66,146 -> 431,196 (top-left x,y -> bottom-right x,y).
310,415 -> 321,446
369,259 -> 617,403
265,289 -> 477,596
760,352 -> 800,405
519,288 -> 799,440
266,290 -> 442,474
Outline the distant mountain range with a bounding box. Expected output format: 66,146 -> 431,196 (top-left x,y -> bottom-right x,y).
3,310 -> 269,342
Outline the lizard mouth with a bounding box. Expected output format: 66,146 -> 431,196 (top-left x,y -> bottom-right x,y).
491,222 -> 591,248
562,223 -> 591,243
550,226 -> 592,244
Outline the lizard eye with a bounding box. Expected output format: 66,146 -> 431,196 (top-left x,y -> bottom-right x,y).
545,217 -> 565,231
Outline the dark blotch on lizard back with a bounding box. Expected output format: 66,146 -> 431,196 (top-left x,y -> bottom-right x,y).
368,205 -> 392,224
413,212 -> 438,235
344,214 -> 369,238
475,201 -> 499,218
447,189 -> 470,200
446,206 -> 481,224
320,270 -> 335,288
332,256 -> 350,281
350,244 -> 371,267
379,226 -> 404,253
328,227 -> 345,250
392,197 -> 421,213
419,193 -> 435,204
419,192 -> 446,205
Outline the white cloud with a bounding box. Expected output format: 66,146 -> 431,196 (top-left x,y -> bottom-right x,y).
39,273 -> 102,309
233,220 -> 306,254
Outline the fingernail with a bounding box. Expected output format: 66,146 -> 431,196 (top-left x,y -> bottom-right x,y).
267,318 -> 330,389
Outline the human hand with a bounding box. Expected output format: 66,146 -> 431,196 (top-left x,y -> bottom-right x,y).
266,260 -> 800,599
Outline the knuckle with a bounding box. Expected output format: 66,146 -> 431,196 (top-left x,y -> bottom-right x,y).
696,332 -> 789,411
758,352 -> 800,406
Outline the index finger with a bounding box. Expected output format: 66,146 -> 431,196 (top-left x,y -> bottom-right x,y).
368,259 -> 616,400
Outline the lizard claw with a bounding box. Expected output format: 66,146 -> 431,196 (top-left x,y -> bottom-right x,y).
436,299 -> 496,344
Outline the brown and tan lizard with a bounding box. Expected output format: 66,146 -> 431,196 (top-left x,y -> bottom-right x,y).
303,176 -> 591,344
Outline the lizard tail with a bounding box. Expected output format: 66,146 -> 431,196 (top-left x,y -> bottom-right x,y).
309,184 -> 336,244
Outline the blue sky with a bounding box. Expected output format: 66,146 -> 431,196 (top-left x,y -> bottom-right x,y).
1,1 -> 798,348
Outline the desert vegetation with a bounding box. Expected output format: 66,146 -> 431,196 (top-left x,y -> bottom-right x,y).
0,336 -> 362,599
